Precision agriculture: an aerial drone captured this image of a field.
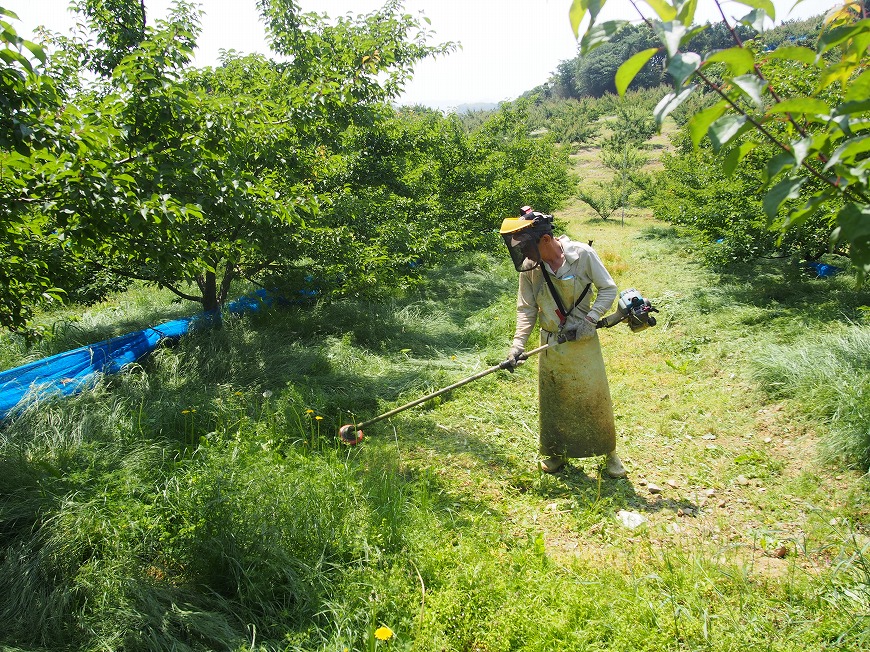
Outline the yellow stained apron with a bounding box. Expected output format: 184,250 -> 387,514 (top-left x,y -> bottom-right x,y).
536,272 -> 616,458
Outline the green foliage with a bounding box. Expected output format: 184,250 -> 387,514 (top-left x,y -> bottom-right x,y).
525,97 -> 604,149
284,101 -> 574,299
573,23 -> 667,97
0,7 -> 67,330
71,0 -> 151,76
652,134 -> 835,265
574,91 -> 658,220
575,0 -> 870,281
599,93 -> 660,148
577,181 -> 623,220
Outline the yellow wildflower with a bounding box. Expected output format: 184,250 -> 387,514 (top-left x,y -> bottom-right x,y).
315,415 -> 323,421
374,625 -> 393,641
306,409 -> 314,415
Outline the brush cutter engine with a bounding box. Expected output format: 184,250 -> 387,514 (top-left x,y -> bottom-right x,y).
599,288 -> 658,332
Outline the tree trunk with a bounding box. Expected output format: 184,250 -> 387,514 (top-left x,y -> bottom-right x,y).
197,270 -> 221,328
200,270 -> 218,313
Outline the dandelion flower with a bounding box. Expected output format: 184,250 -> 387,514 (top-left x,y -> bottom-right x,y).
374,625 -> 393,641
306,409 -> 315,415
315,415 -> 323,421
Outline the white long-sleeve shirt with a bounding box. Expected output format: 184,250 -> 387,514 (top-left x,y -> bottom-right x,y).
512,235 -> 617,350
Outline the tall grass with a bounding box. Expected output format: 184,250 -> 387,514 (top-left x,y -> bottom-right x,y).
751,326 -> 870,469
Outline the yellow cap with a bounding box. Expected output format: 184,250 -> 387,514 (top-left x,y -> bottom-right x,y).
499,217 -> 535,235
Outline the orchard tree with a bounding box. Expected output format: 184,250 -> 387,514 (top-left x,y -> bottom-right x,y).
20,0 -> 450,317
571,0 -> 870,281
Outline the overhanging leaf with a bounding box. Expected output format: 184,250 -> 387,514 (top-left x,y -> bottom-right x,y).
739,8 -> 768,33
765,150 -> 795,183
815,62 -> 855,93
824,134 -> 870,171
581,20 -> 628,53
837,205 -> 870,240
706,46 -> 755,75
734,0 -> 776,22
641,0 -> 676,22
675,0 -> 699,25
569,0 -> 586,38
616,48 -> 658,96
688,100 -> 727,147
732,74 -> 767,109
818,20 -> 870,55
763,177 -> 806,220
790,136 -> 814,168
834,99 -> 870,117
845,68 -> 870,103
653,85 -> 696,126
708,114 -> 748,152
766,97 -> 830,116
833,202 -> 870,282
571,0 -> 608,38
21,39 -> 45,64
657,21 -> 688,58
723,142 -> 757,176
668,51 -> 702,89
782,193 -> 829,230
763,45 -> 817,65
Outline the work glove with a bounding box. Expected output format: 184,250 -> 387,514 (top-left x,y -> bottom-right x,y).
560,316 -> 598,343
503,345 -> 524,372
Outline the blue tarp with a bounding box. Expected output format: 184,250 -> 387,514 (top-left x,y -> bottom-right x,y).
0,289 -> 283,420
806,261 -> 842,278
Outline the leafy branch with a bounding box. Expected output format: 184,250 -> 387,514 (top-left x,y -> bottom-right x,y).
571,0 -> 870,281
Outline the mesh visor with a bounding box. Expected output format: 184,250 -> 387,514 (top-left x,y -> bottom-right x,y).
502,230 -> 541,272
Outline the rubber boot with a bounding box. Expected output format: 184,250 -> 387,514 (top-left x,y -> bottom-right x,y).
605,451 -> 627,478
539,456 -> 566,473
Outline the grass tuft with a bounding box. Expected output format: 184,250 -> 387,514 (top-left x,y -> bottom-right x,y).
751,326 -> 870,469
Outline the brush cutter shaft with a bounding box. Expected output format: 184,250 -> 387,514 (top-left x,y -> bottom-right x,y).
351,342 -> 556,431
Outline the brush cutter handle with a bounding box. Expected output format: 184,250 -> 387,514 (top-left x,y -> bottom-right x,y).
347,341 -> 558,432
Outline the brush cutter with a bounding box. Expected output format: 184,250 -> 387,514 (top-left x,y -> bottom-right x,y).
337,288 -> 658,445
337,341 -> 557,445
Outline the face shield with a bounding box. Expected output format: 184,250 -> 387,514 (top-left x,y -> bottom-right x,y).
499,211 -> 554,272
502,230 -> 542,272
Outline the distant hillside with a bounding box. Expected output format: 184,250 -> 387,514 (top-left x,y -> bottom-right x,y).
527,13 -> 825,100
451,102 -> 500,113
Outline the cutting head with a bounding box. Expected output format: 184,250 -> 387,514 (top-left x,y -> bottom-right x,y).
338,424 -> 364,445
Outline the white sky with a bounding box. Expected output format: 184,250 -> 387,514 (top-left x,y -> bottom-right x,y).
6,0 -> 841,109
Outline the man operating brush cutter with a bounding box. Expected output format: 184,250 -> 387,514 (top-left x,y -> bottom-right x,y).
501,206 -> 625,477
339,208 -> 657,470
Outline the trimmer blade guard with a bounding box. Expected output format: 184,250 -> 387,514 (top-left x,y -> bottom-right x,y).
338,425 -> 364,446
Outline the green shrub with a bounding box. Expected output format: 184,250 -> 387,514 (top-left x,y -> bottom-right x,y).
652,133 -> 836,266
